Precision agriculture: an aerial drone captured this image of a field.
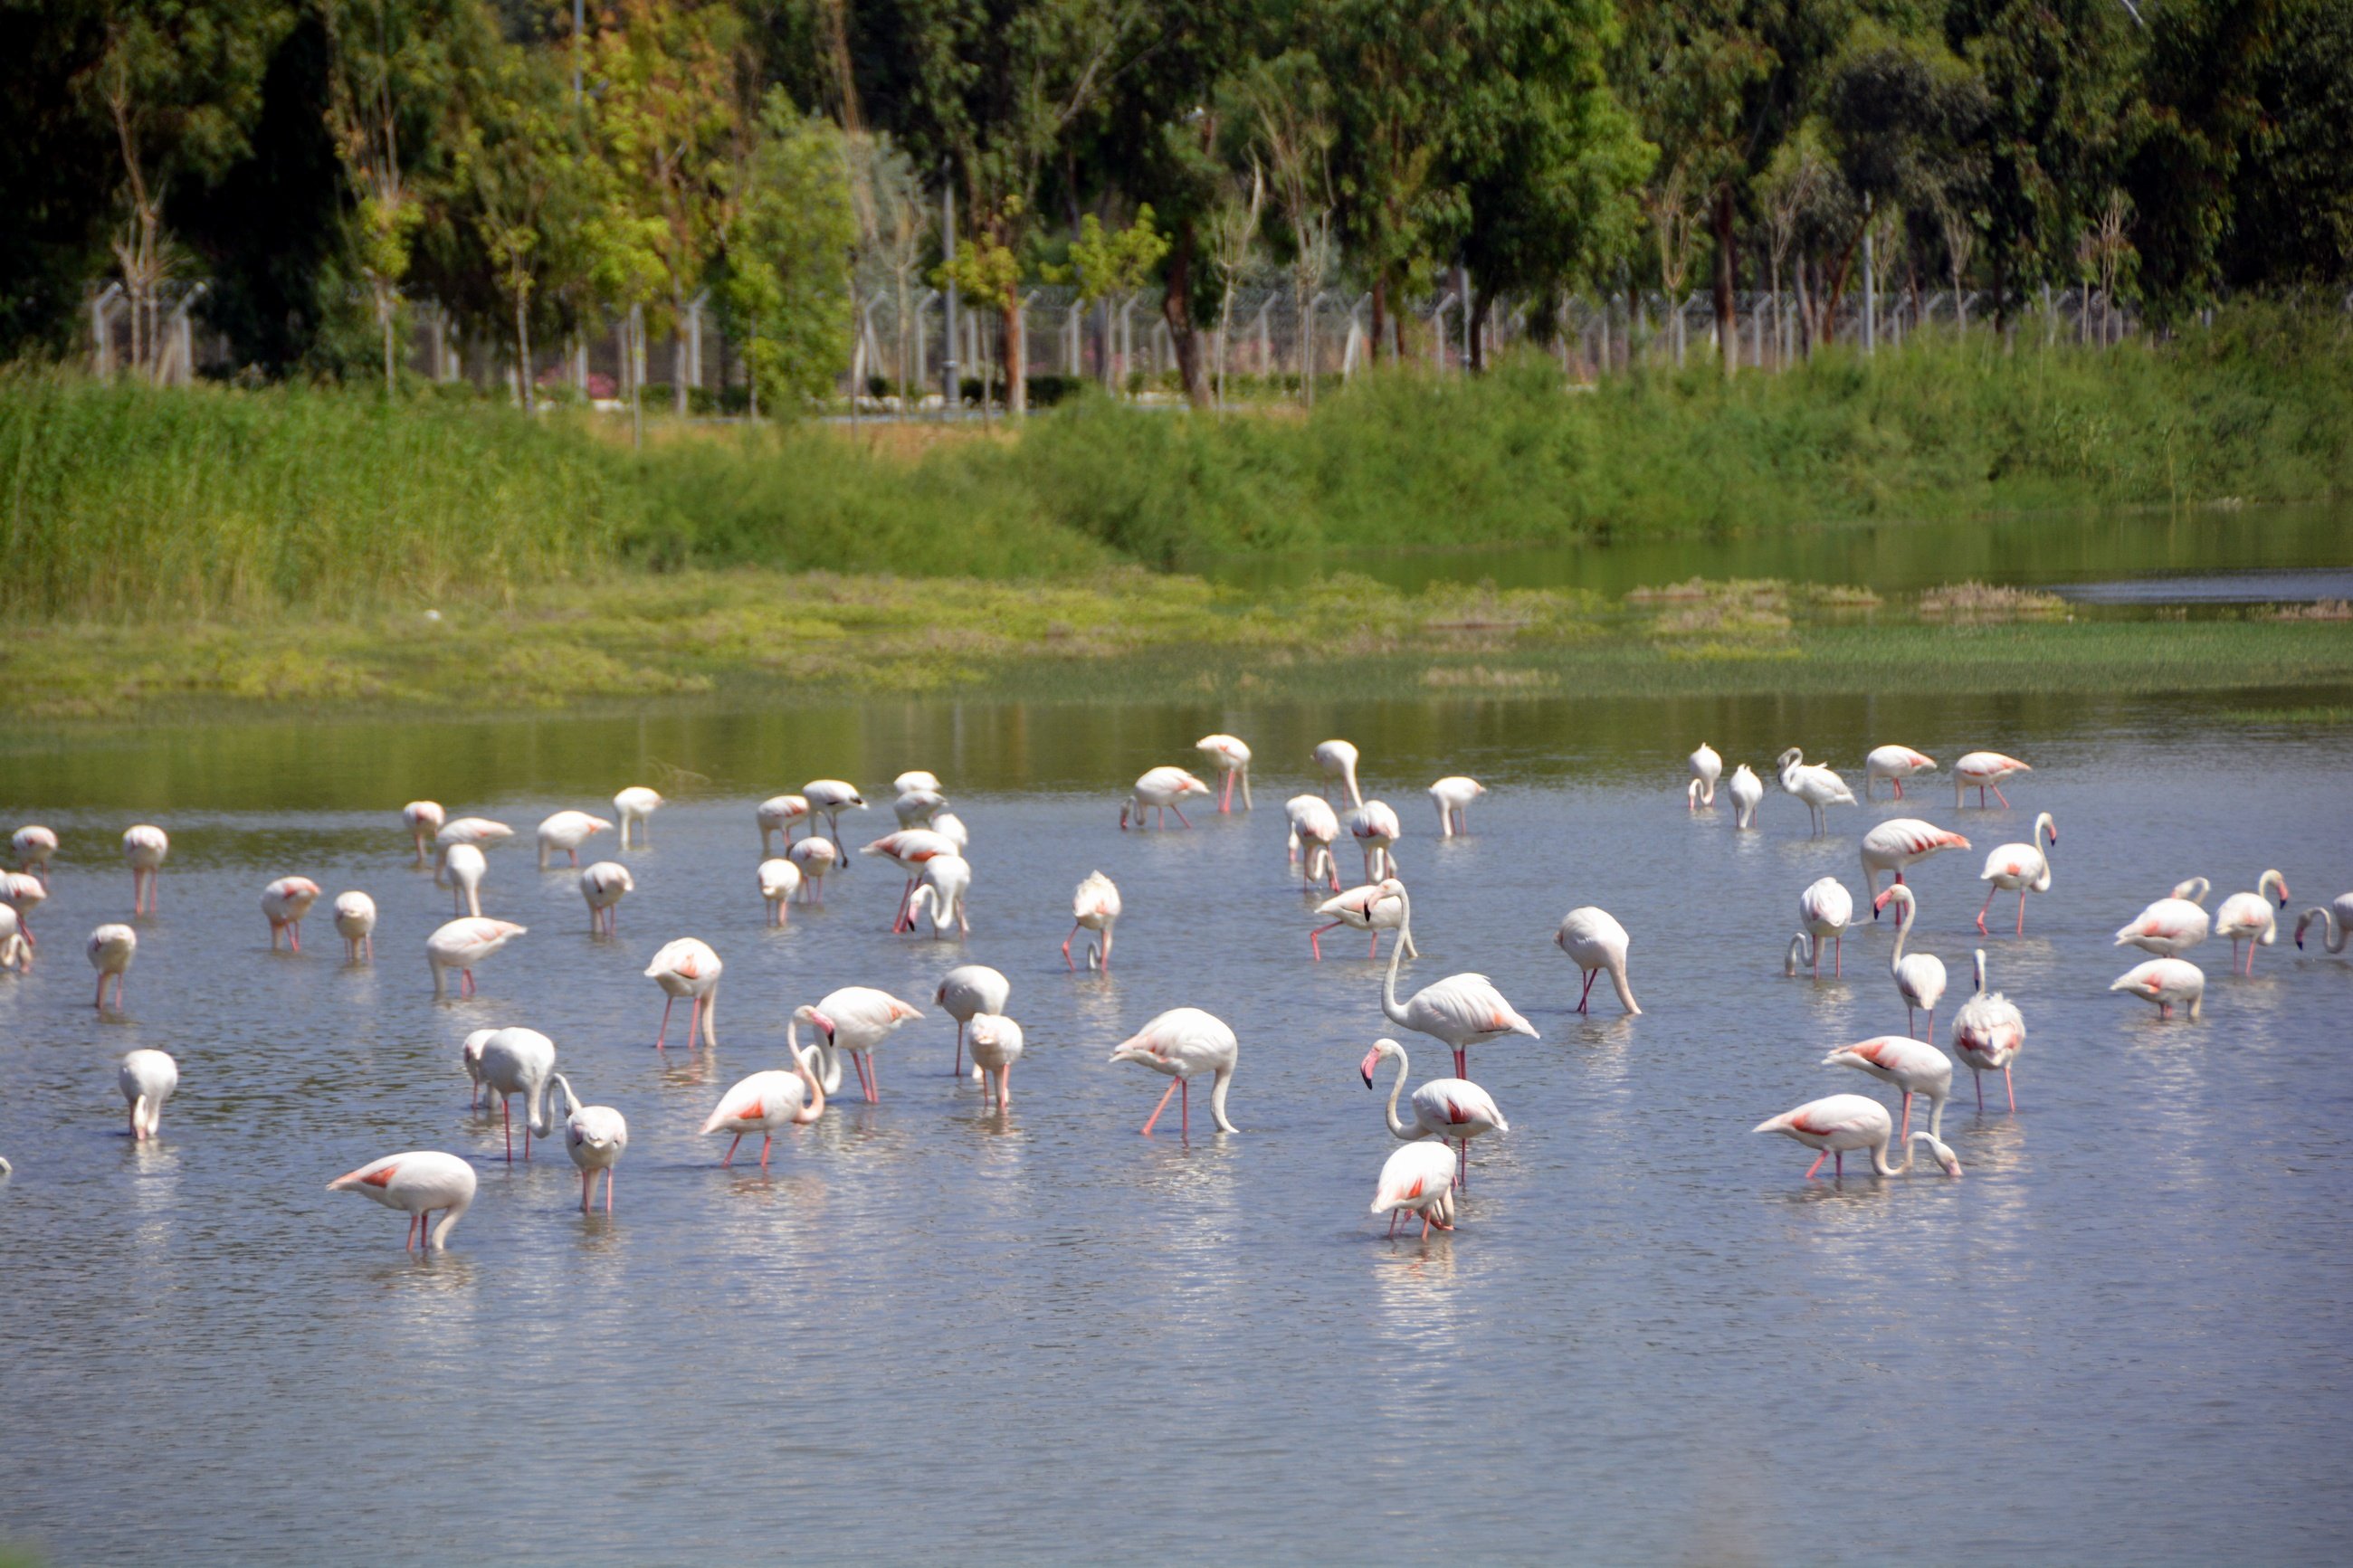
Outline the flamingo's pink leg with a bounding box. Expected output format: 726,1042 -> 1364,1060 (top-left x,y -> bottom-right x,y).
1977,888 -> 1996,935
1893,778 -> 1905,799
2017,890 -> 2028,935
1975,1071 -> 1985,1111
1900,1092 -> 1913,1143
686,996 -> 703,1050
759,1134 -> 773,1171
1834,935 -> 1843,977
1387,1210 -> 1400,1239
1062,925 -> 1080,971
653,995 -> 675,1050
502,1097 -> 513,1162
1805,1150 -> 1827,1179
954,1020 -> 965,1077
605,1170 -> 614,1212
1834,1152 -> 1845,1178
1173,804 -> 1194,829
1370,931 -> 1379,959
721,1134 -> 744,1166
1139,1078 -> 1181,1136
2003,1066 -> 2016,1112
1310,921 -> 1338,962
1577,970 -> 1599,1012
581,1171 -> 592,1212
1992,784 -> 2012,808
1179,1079 -> 1191,1139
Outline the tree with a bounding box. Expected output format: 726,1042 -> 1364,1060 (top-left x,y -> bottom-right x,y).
1203,158 -> 1263,405
1045,206 -> 1170,389
1234,51 -> 1337,404
723,90 -> 855,412
843,130 -> 931,409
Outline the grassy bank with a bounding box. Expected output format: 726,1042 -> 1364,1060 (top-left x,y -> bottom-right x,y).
4,308 -> 2348,621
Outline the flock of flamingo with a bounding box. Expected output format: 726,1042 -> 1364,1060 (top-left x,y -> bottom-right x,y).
4,733 -> 2348,1249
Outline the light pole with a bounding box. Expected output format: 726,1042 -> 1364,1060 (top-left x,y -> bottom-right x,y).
940,170 -> 958,420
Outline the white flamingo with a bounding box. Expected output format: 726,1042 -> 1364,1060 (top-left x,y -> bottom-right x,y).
1786,876 -> 1855,978
402,801 -> 444,866
433,817 -> 512,883
2293,893 -> 2353,956
935,964 -> 1011,1078
1064,870 -> 1121,971
119,1049 -> 178,1141
1823,1035 -> 1953,1143
1951,949 -> 2026,1112
1371,1143 -> 1461,1238
1429,776 -> 1484,837
442,843 -> 487,917
1754,1094 -> 1959,1179
1348,800 -> 1403,881
1196,734 -> 1253,813
701,1044 -> 827,1170
931,811 -> 970,852
1864,745 -> 1937,800
462,1029 -> 495,1109
802,780 -> 866,854
551,1072 -> 627,1213
1728,764 -> 1764,830
1121,766 -> 1213,830
794,988 -> 923,1104
87,922 -> 136,1011
2110,958 -> 2205,1020
756,794 -> 809,855
1314,739 -> 1364,808
1377,879 -> 1538,1079
328,1151 -> 478,1251
644,937 -> 722,1050
1688,743 -> 1722,809
967,1013 -> 1025,1109
1872,884 -> 1948,1041
1285,795 -> 1343,890
2215,870 -> 2290,975
1556,906 -> 1640,1015
13,824 -> 58,881
1360,1036 -> 1508,1189
426,917 -> 526,998
613,786 -> 662,848
1310,881 -> 1418,962
2115,878 -> 2212,957
1954,751 -> 2031,809
122,824 -> 168,914
260,876 -> 322,952
537,810 -> 613,869
757,857 -> 801,925
1977,813 -> 2057,934
893,770 -> 941,795
1775,749 -> 1855,836
477,1026 -> 557,1161
1860,818 -> 1973,899
901,852 -> 973,938
893,788 -> 948,828
786,836 -> 838,903
862,828 -> 958,931
579,861 -> 633,936
1109,1007 -> 1239,1137
1,870 -> 45,948
0,906 -> 29,973
332,890 -> 376,960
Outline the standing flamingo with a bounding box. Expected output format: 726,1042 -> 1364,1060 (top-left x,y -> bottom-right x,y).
1348,801 -> 1403,882
1285,795 -> 1343,890
1977,813 -> 2057,934
644,937 -> 722,1050
1864,746 -> 1937,800
1728,765 -> 1764,830
786,836 -> 838,903
537,811 -> 613,869
433,817 -> 513,883
1775,749 -> 1856,835
261,877 -> 321,952
1429,776 -> 1484,837
968,1013 -> 1025,1109
1823,1035 -> 1953,1143
462,1030 -> 495,1109
1361,1037 -> 1508,1189
931,811 -> 970,852
1688,743 -> 1722,809
477,1026 -> 557,1161
757,858 -> 801,925
1371,1142 -> 1462,1238
442,843 -> 487,917
1556,906 -> 1640,1014
1314,739 -> 1365,808
2,870 -> 45,949
122,825 -> 168,914
1754,1094 -> 1959,1179
402,802 -> 444,866
2115,879 -> 2212,956
332,890 -> 376,961
1310,881 -> 1418,962
863,828 -> 959,930
936,964 -> 1011,1078
2215,870 -> 2290,974
580,860 -> 633,936
794,988 -> 923,1104
1109,1007 -> 1239,1137
1872,884 -> 1948,1041
901,852 -> 973,938
757,794 -> 810,855
893,788 -> 948,828
2293,893 -> 2353,956
701,1043 -> 827,1170
802,780 -> 866,855
329,1152 -> 478,1250
893,770 -> 942,795
1377,879 -> 1538,1079
1196,735 -> 1254,813
426,917 -> 527,998
1121,766 -> 1213,830
119,1049 -> 178,1141
1953,751 -> 2031,809
613,786 -> 662,848
1860,819 -> 1973,899
0,906 -> 29,973
87,923 -> 136,1011
551,1072 -> 627,1212
13,825 -> 57,882
2110,958 -> 2205,1020
1950,949 -> 2025,1111
1786,876 -> 1856,978
1064,870 -> 1121,971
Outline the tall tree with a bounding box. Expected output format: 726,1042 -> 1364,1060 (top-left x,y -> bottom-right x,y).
722,89 -> 856,412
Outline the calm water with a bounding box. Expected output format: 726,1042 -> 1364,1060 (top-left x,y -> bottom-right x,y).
5,697 -> 2353,1565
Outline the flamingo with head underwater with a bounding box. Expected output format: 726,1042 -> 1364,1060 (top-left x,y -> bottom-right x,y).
1196,735 -> 1253,813
1754,1094 -> 1960,1180
1786,876 -> 1855,979
1109,1007 -> 1238,1138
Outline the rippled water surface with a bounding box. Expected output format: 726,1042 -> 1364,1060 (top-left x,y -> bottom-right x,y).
4,696 -> 2352,1564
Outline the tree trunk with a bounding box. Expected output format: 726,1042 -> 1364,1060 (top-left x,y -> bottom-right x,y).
1369,275 -> 1387,367
674,295 -> 691,415
1003,298 -> 1027,415
377,280 -> 397,394
1712,184 -> 1739,378
1162,221 -> 1211,409
1469,285 -> 1491,374
1795,254 -> 1813,360
515,291 -> 534,413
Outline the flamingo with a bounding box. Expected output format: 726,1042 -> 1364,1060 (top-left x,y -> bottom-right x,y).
862,829 -> 959,931
1556,906 -> 1640,1015
13,824 -> 57,881
2115,879 -> 2212,957
1109,1007 -> 1239,1137
1775,749 -> 1855,835
786,836 -> 838,903
122,824 -> 168,914
261,876 -> 321,952
794,987 -> 923,1104
1864,745 -> 1937,801
328,1151 -> 477,1251
87,922 -> 136,1010
701,1044 -> 827,1170
1196,734 -> 1253,812
1310,881 -> 1419,962
1977,813 -> 2057,934
402,801 -> 444,866
579,861 -> 633,936
1688,743 -> 1722,809
1823,1035 -> 1953,1142
537,810 -> 613,869
644,937 -> 722,1050
1348,800 -> 1403,882
1,870 -> 45,947
443,843 -> 487,917
1121,766 -> 1212,830
1377,879 -> 1538,1079
1314,739 -> 1365,808
1754,1094 -> 1959,1179
1361,1036 -> 1508,1189
1371,1142 -> 1461,1238
802,779 -> 867,854
1872,884 -> 1948,1041
931,811 -> 970,852
119,1048 -> 178,1141
1784,878 -> 1854,978
612,786 -> 662,848
2215,870 -> 2290,974
1429,776 -> 1484,837
476,1026 -> 557,1161
433,817 -> 513,882
2110,957 -> 2205,1020
936,964 -> 1011,1078
1064,870 -> 1121,971
901,852 -> 973,938
1954,751 -> 2031,809
0,906 -> 28,973
1860,818 -> 1972,899
1285,795 -> 1343,890
968,1013 -> 1025,1109
894,788 -> 948,828
756,794 -> 809,855
426,917 -> 526,998
1728,765 -> 1764,830
551,1072 -> 626,1212
757,858 -> 801,925
2294,893 -> 2353,956
332,890 -> 376,961
1950,949 -> 2025,1112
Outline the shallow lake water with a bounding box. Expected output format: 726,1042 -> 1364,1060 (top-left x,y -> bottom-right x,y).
4,689 -> 2352,1565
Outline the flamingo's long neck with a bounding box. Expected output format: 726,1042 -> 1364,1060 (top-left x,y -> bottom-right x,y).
430,1186 -> 472,1250
1207,1065 -> 1237,1133
793,1041 -> 827,1122
1381,890 -> 1413,1025
525,1070 -> 554,1136
550,1071 -> 582,1121
1381,1050 -> 1413,1139
1890,894 -> 1912,974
